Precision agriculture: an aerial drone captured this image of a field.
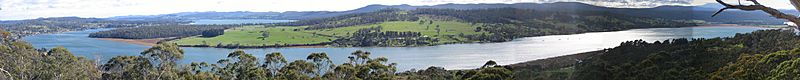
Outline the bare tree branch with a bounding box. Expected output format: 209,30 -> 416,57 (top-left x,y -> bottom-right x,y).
713,0 -> 800,28
0,67 -> 13,80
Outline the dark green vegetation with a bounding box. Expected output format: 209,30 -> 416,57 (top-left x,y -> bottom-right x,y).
0,17 -> 185,37
503,29 -> 800,80
88,25 -> 239,39
172,8 -> 697,48
573,30 -> 800,80
0,29 -> 512,79
330,26 -> 434,47
0,30 -> 101,79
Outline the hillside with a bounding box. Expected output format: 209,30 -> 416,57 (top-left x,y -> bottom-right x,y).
167,8 -> 698,48
0,17 -> 185,37
108,2 -> 797,25
506,29 -> 800,80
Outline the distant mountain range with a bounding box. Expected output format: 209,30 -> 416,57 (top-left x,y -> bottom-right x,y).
105,2 -> 798,25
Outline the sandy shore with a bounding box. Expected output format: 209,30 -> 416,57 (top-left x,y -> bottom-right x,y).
694,24 -> 787,28
97,38 -> 162,46
288,45 -> 328,48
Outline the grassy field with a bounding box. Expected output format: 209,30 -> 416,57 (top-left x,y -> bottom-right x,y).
173,20 -> 487,46
173,26 -> 335,46
307,21 -> 487,43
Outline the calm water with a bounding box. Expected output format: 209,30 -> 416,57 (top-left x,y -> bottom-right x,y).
22,27 -> 770,71
189,19 -> 296,25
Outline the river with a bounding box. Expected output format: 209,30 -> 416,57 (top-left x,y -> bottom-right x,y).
22,26 -> 771,71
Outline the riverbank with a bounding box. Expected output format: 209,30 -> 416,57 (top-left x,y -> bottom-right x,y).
96,38 -> 162,46
508,50 -> 604,70
694,24 -> 787,28
177,42 -> 331,49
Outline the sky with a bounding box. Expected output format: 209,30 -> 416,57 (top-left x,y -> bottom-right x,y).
0,0 -> 795,20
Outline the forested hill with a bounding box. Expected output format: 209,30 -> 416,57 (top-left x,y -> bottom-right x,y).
573,29 -> 800,80
0,17 -> 186,37
108,2 -> 793,25
506,29 -> 800,79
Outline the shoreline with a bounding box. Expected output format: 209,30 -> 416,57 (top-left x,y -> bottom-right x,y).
693,24 -> 784,28
507,50 -> 604,70
96,38 -> 162,46
176,42 -> 331,49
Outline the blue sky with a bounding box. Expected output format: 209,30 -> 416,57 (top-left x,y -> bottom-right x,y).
0,0 -> 794,20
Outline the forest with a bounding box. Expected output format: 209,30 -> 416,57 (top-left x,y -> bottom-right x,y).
331,26 -> 434,47
580,29 -> 800,80
88,25 -> 239,39
502,29 -> 800,80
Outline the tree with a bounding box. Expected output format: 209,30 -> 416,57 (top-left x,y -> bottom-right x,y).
281,60 -> 316,79
325,50 -> 398,80
466,67 -> 513,80
216,50 -> 266,80
263,52 -> 287,77
306,52 -> 334,77
101,56 -> 152,79
180,62 -> 218,79
435,25 -> 441,34
140,43 -> 185,80
768,58 -> 800,80
713,0 -> 800,29
201,29 -> 224,37
259,31 -> 269,40
481,60 -> 498,69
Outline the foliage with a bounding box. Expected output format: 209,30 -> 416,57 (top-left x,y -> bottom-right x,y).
0,30 -> 100,79
572,29 -> 800,80
201,29 -> 225,37
93,43 -> 408,80
331,26 -> 433,47
396,61 -> 514,80
710,48 -> 800,80
89,25 -> 238,39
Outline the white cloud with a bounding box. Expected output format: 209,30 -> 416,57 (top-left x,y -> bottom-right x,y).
0,0 -> 791,20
